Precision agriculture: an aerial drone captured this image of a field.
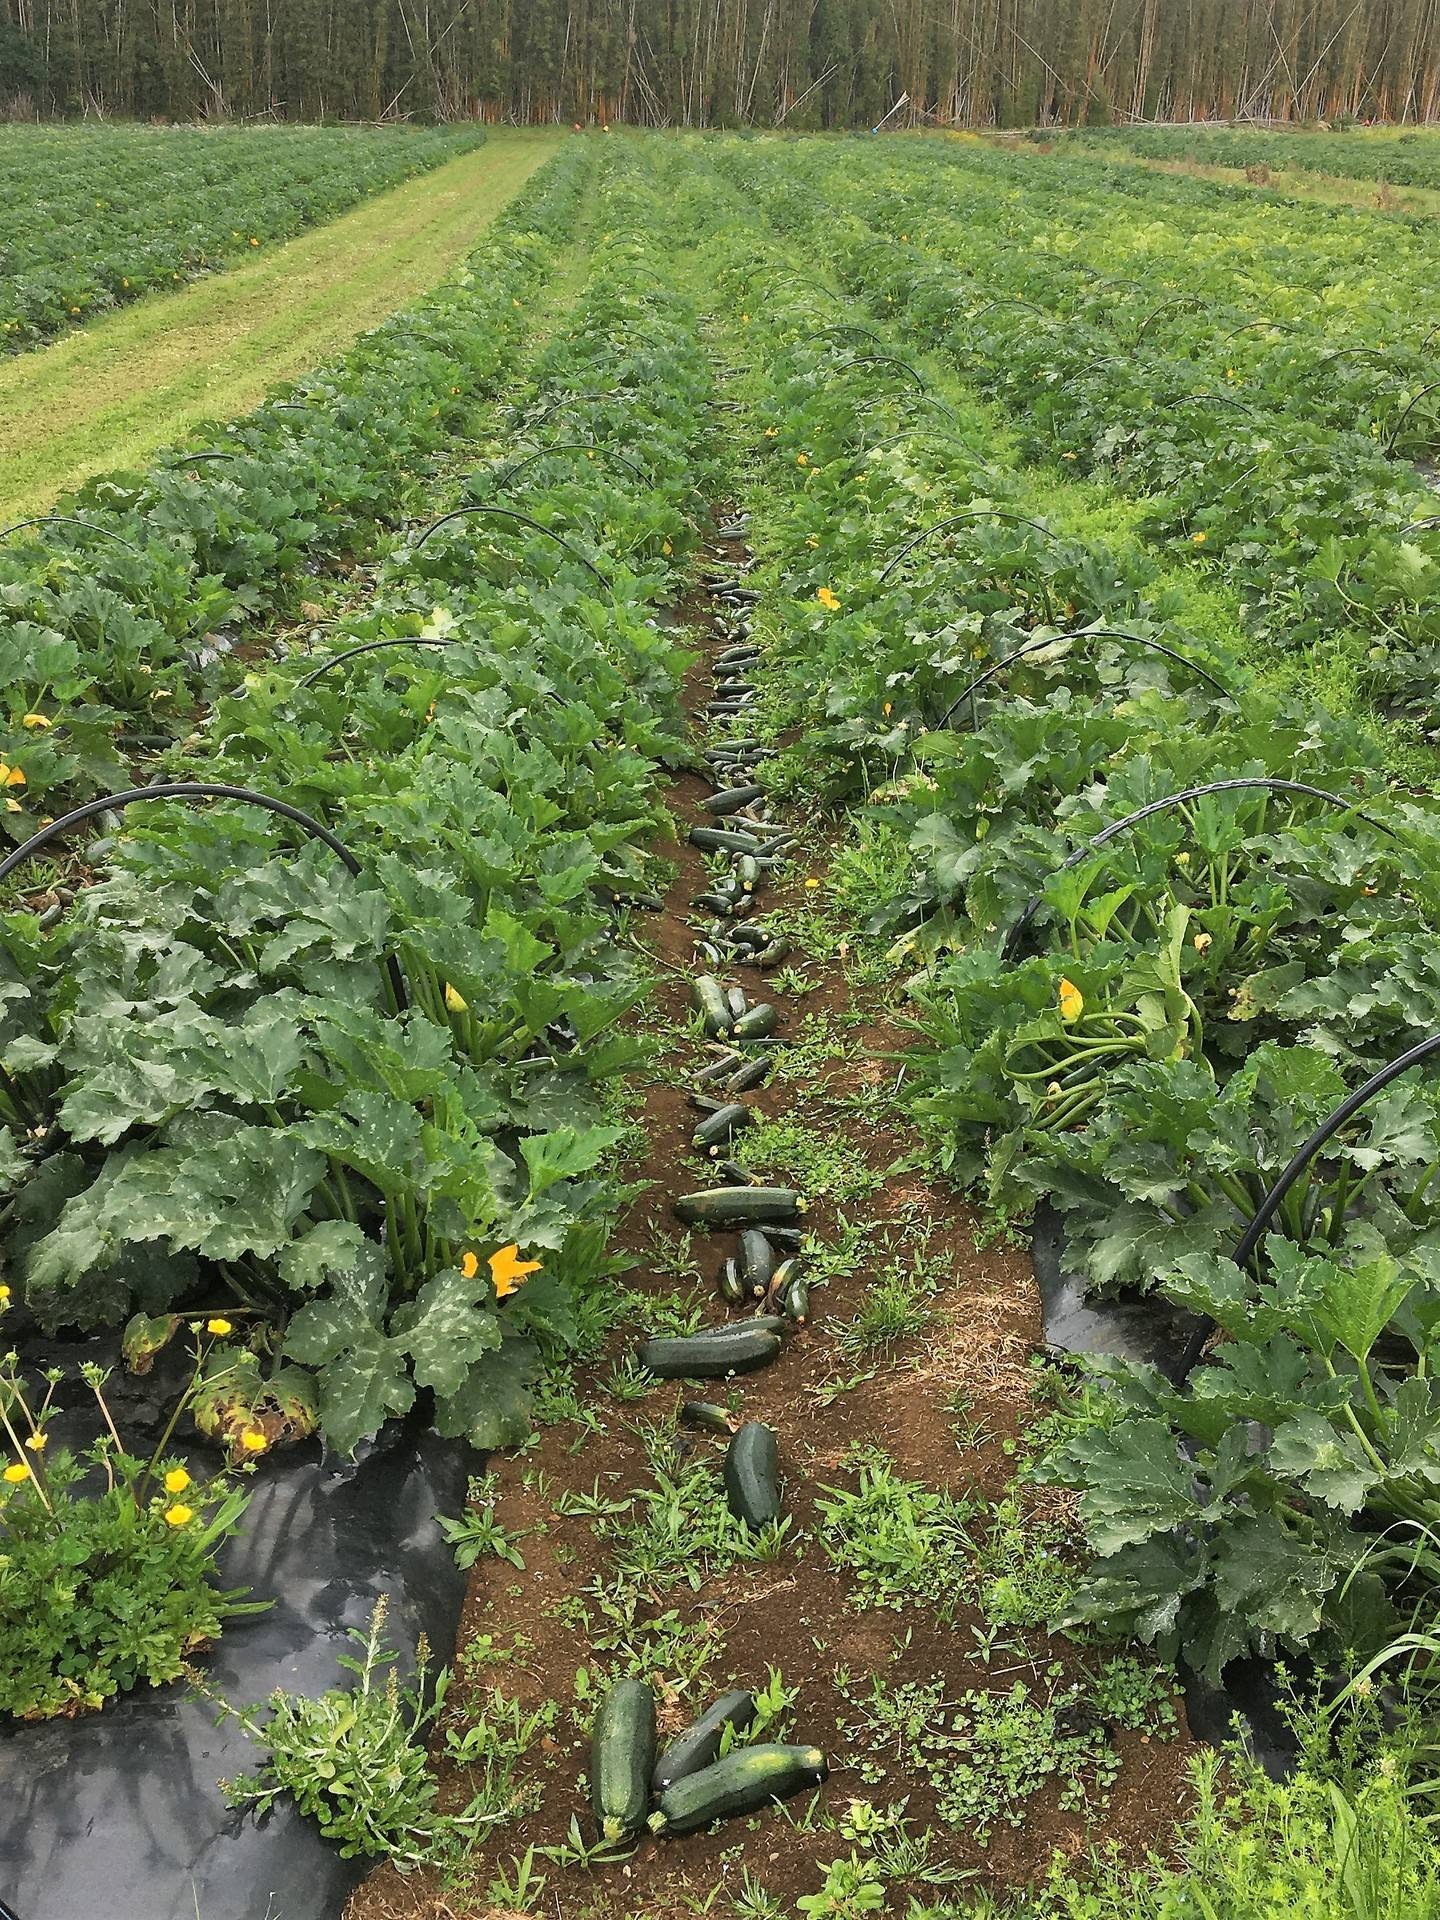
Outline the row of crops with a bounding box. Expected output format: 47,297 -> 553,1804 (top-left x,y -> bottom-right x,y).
0,123 -> 481,351
6,124 -> 1440,1913
727,136 -> 1440,725
693,135 -> 1440,1687
1043,123 -> 1440,192
0,138 -> 723,1479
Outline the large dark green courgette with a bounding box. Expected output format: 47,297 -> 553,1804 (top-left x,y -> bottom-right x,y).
693,974 -> 734,1036
739,1227 -> 777,1294
652,1690 -> 758,1793
651,1743 -> 828,1835
674,1186 -> 803,1226
732,1003 -> 779,1040
725,1421 -> 781,1528
639,1326 -> 782,1378
694,1102 -> 752,1151
590,1678 -> 656,1843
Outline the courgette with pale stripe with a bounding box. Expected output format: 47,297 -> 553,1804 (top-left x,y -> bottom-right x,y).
638,1326 -> 782,1378
650,1744 -> 828,1835
652,1690 -> 757,1793
673,1186 -> 804,1226
590,1678 -> 656,1843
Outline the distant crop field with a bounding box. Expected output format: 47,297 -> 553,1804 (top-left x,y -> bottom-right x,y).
0,123 -> 482,353
1047,123 -> 1440,189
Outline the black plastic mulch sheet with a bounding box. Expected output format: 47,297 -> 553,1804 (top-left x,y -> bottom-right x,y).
0,1331 -> 473,1920
1030,1205 -> 1297,1779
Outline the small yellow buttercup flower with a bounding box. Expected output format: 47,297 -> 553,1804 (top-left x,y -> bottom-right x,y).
164,1504 -> 194,1527
21,713 -> 50,730
1191,531 -> 1207,546
206,1317 -> 233,1337
816,587 -> 841,612
4,1462 -> 31,1483
764,426 -> 778,439
796,453 -> 809,468
24,1432 -> 47,1452
240,1428 -> 269,1454
1058,978 -> 1084,1023
805,877 -> 821,890
164,1467 -> 192,1495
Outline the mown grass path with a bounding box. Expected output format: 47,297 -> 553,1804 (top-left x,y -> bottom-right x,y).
0,131 -> 563,520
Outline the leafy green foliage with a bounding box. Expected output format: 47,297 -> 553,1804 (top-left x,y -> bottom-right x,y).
0,125 -> 481,353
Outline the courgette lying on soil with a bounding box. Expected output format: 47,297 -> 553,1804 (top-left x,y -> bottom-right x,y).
693,975 -> 734,1036
591,1678 -> 656,1843
673,1186 -> 804,1226
679,1400 -> 739,1435
694,1102 -> 753,1150
724,1421 -> 781,1528
652,1690 -> 758,1793
638,1326 -> 782,1378
650,1743 -> 828,1835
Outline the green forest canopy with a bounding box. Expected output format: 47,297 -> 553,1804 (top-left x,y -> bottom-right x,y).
1,0 -> 1437,127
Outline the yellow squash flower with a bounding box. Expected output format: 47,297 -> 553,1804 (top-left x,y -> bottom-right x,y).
164,1504 -> 194,1527
444,983 -> 468,1013
21,713 -> 50,730
164,1467 -> 191,1495
1058,978 -> 1084,1023
816,587 -> 841,612
0,1284 -> 10,1301
0,764 -> 25,788
4,1462 -> 31,1483
489,1243 -> 542,1299
206,1317 -> 233,1337
460,1250 -> 481,1280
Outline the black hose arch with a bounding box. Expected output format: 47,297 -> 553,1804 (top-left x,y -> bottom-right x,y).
930,629 -> 1240,733
0,515 -> 145,556
491,442 -> 649,492
876,508 -> 1059,588
0,784 -> 407,1010
1000,776 -> 1399,963
1175,1032 -> 1440,1379
291,637 -> 460,692
410,506 -> 607,584
832,353 -> 928,393
1386,378 -> 1440,453
515,388 -> 615,431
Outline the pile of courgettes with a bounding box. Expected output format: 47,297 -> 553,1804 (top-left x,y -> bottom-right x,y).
591,1676 -> 827,1844
597,521 -> 827,1852
636,522 -> 814,1385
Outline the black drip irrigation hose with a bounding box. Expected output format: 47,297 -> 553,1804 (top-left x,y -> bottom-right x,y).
1387,378 -> 1440,453
291,636 -> 460,692
164,449 -> 242,466
966,296 -> 1049,326
1175,1032 -> 1440,1380
0,514 -> 145,556
410,505 -> 608,584
1000,776 -> 1401,963
0,784 -> 407,1011
1129,294 -> 1204,345
1173,390 -> 1255,419
875,507 -> 1059,589
830,353 -> 928,393
929,629 -> 1240,734
778,323 -> 886,370
515,388 -> 616,432
490,442 -> 649,492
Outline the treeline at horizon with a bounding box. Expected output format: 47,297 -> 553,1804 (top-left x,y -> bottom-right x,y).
1,0 -> 1437,129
